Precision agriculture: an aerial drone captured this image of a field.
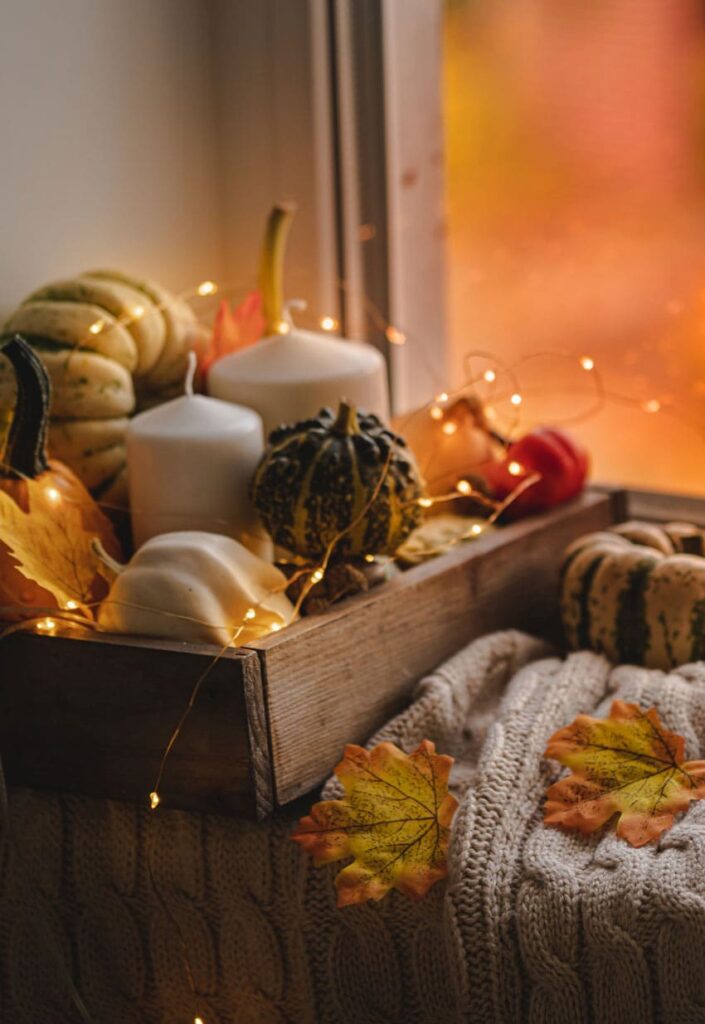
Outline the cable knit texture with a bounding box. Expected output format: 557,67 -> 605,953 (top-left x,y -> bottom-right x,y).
3,629 -> 705,1022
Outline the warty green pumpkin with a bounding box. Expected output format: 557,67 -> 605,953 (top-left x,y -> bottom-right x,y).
251,401 -> 426,561
561,519 -> 705,670
0,270 -> 205,505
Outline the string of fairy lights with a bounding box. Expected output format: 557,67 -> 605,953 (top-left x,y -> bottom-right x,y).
3,270 -> 705,1023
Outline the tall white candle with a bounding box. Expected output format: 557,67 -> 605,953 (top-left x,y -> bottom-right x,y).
127,357 -> 269,556
207,203 -> 390,436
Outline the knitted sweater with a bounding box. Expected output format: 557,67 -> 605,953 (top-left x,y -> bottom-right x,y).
3,630 -> 705,1022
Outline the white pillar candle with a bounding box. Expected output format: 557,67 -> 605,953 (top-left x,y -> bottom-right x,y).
207,203 -> 390,436
127,357 -> 269,556
208,326 -> 389,436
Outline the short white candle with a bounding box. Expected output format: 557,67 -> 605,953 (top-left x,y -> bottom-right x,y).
127,356 -> 268,555
208,203 -> 390,435
208,325 -> 389,436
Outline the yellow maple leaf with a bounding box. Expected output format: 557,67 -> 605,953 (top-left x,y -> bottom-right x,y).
0,478 -> 109,617
544,700 -> 705,847
291,739 -> 458,906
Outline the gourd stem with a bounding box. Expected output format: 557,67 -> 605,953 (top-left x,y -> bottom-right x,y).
184,349 -> 197,397
91,537 -> 125,577
332,400 -> 359,436
259,203 -> 298,335
1,334 -> 50,479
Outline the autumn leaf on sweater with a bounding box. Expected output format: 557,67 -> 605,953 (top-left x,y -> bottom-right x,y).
544,700 -> 705,847
0,479 -> 107,616
291,740 -> 458,907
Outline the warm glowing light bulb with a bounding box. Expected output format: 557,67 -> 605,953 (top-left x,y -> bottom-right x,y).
510,393 -> 522,407
442,421 -> 458,436
89,320 -> 104,335
470,523 -> 483,536
580,356 -> 595,371
36,618 -> 56,632
194,1017 -> 205,1024
507,461 -> 523,476
311,569 -> 324,584
45,487 -> 61,503
149,791 -> 160,809
643,399 -> 661,414
364,554 -> 376,563
435,391 -> 449,404
385,326 -> 406,345
131,305 -> 145,320
244,608 -> 256,621
319,315 -> 338,332
483,369 -> 496,383
418,497 -> 433,508
269,622 -> 282,632
456,479 -> 472,495
429,405 -> 443,420
197,280 -> 217,297
65,599 -> 79,610
276,320 -> 291,335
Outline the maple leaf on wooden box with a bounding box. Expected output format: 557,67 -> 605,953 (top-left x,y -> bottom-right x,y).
544,700 -> 705,847
291,739 -> 458,907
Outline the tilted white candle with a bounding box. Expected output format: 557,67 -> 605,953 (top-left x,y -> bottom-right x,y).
208,204 -> 390,436
127,357 -> 269,556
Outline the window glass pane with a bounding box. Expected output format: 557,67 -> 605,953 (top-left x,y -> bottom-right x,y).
445,0 -> 705,493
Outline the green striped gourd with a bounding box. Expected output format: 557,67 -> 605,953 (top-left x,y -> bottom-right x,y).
251,401 -> 426,561
0,271 -> 205,505
561,520 -> 705,669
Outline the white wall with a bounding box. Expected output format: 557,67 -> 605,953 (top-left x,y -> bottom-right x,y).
214,0 -> 339,327
0,0 -> 225,317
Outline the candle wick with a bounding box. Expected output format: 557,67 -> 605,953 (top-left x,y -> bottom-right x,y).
281,298 -> 307,332
184,350 -> 197,397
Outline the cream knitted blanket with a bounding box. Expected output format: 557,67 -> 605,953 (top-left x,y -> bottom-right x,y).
3,630 -> 705,1022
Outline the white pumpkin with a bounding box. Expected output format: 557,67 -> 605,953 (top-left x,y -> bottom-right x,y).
98,532 -> 294,646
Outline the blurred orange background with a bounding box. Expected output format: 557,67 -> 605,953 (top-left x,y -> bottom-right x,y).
444,0 -> 705,494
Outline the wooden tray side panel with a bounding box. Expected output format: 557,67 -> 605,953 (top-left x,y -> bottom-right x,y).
625,488 -> 705,526
0,633 -> 270,818
252,490 -> 622,805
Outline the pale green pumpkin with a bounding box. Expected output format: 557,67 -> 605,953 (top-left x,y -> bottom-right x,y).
561,520 -> 705,669
0,271 -> 204,504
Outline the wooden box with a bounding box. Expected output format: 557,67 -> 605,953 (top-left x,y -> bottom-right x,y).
0,487 -> 625,818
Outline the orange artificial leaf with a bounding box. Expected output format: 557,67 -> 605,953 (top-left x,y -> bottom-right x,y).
291,739 -> 458,907
198,291 -> 265,378
544,700 -> 705,847
0,478 -> 111,618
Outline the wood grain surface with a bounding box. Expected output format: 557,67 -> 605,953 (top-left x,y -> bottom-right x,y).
0,631 -> 271,818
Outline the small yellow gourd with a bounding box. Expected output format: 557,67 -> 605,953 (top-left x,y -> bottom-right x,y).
97,531 -> 294,646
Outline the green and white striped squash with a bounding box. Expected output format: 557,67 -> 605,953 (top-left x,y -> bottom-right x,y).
561,520 -> 705,669
0,271 -> 205,505
251,401 -> 426,561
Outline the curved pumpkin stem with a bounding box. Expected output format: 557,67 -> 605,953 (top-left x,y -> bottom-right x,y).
90,537 -> 125,578
1,334 -> 50,479
332,400 -> 360,436
259,202 -> 298,335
